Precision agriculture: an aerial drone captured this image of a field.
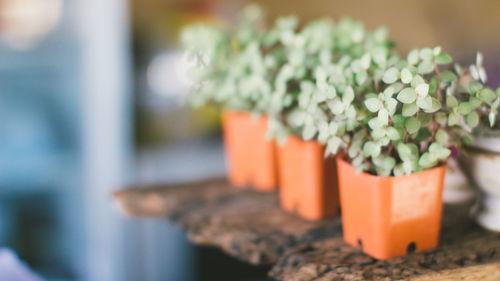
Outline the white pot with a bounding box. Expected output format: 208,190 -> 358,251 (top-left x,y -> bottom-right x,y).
465,136 -> 500,232
442,158 -> 474,203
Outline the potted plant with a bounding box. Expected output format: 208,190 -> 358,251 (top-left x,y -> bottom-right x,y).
464,122 -> 500,231
457,54 -> 500,230
442,158 -> 474,203
181,5 -> 282,191
266,17 -> 393,220
314,46 -> 497,259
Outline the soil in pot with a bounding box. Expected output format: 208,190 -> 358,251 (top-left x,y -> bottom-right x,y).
337,157 -> 446,259
222,111 -> 278,191
277,136 -> 339,220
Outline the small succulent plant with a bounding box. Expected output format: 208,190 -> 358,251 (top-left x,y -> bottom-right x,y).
180,24 -> 232,108
302,47 -> 499,176
181,4 -> 281,114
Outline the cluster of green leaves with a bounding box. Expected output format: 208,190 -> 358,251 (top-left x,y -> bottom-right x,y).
302,46 -> 499,176
265,18 -> 394,143
181,5 -> 500,177
181,4 -> 287,112
180,23 -> 232,108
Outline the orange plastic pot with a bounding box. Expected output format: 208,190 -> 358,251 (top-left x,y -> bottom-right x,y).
222,111 -> 278,191
277,136 -> 339,220
337,157 -> 446,259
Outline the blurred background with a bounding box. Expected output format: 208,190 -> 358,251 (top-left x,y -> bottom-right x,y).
0,0 -> 499,280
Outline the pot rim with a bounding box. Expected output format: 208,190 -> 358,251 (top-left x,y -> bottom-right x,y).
465,146 -> 500,157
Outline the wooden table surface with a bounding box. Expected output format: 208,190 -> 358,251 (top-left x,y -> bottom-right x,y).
113,178 -> 500,281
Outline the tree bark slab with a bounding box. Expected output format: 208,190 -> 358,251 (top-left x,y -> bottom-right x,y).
113,178 -> 500,280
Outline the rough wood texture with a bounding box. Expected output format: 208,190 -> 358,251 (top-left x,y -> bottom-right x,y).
114,178 -> 339,265
114,178 -> 500,280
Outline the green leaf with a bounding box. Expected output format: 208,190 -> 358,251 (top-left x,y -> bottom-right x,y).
402,161 -> 414,175
407,49 -> 419,65
382,157 -> 396,170
363,141 -> 381,158
365,98 -> 381,112
440,70 -> 457,82
436,129 -> 448,145
402,102 -> 418,117
418,114 -> 432,126
448,112 -> 459,126
372,127 -> 387,139
489,112 -> 497,127
378,108 -> 389,125
387,126 -> 401,140
397,88 -> 417,104
363,141 -> 375,157
476,52 -> 484,65
470,97 -> 482,109
302,124 -> 317,140
352,155 -> 364,166
418,61 -> 434,74
360,53 -> 371,69
435,112 -> 447,125
313,90 -> 326,103
348,142 -> 361,158
397,143 -> 412,161
329,121 -> 339,135
383,67 -> 399,84
417,96 -> 433,110
446,96 -> 458,108
317,121 -> 329,142
389,82 -> 404,93
469,81 -> 482,93
345,105 -> 357,119
423,98 -> 441,113
435,53 -> 453,65
415,83 -> 429,98
401,68 -> 413,84
438,147 -> 451,159
493,98 -> 500,111
368,117 -> 385,130
479,88 -> 497,103
379,136 -> 390,146
374,156 -> 395,177
429,143 -> 451,159
383,87 -> 395,98
343,86 -> 355,105
419,48 -> 434,61
385,97 -> 397,115
416,127 -> 432,141
411,75 -> 425,88
459,102 -> 473,115
329,98 -> 345,114
326,136 -> 342,155
428,142 -> 440,153
325,85 -> 337,99
393,114 -> 406,128
356,71 -> 368,85
419,152 -> 437,169
466,111 -> 480,128
393,164 -> 405,177
287,110 -> 306,126
405,118 -> 421,134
